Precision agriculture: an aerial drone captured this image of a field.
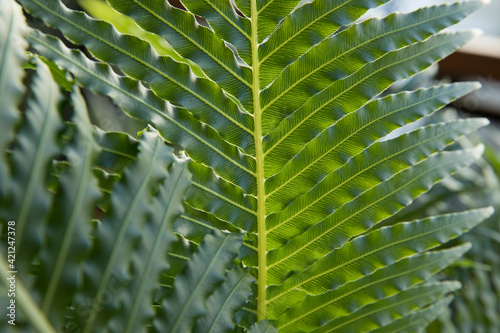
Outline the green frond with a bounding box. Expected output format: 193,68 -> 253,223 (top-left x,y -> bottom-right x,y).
0,54 -> 100,330
258,0 -> 391,86
263,30 -> 478,147
265,83 -> 481,212
274,244 -> 471,332
33,83 -> 100,328
19,0 -> 256,153
88,130 -> 215,291
370,295 -> 455,333
26,32 -> 256,194
0,25 -> 194,331
106,0 -> 254,109
266,208 -> 493,316
264,139 -> 487,259
16,0 -> 494,331
266,117 -> 488,237
315,282 -> 461,332
73,128 -> 190,333
181,0 -> 252,65
0,0 -> 26,195
154,230 -> 243,332
259,1 -> 482,89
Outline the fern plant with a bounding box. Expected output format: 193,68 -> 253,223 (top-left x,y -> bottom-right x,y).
0,5 -> 250,333
0,0 -> 497,331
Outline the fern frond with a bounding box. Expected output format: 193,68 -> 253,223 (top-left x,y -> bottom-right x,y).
19,0 -> 493,330
316,281 -> 461,332
27,32 -> 256,193
0,55 -> 100,329
20,0 -> 256,152
258,0 -> 388,86
154,230 -> 243,332
74,128 -> 190,333
1,58 -> 64,278
265,83 -> 481,211
260,1 -> 483,88
0,27 -> 193,331
263,30 -> 478,149
181,0 -> 252,65
33,82 -> 100,328
266,208 -> 493,316
194,266 -> 255,332
106,0 -> 254,108
264,141 -> 487,264
370,295 -> 455,333
274,244 -> 471,332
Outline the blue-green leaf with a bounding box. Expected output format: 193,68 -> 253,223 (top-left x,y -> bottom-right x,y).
72,128 -> 189,333
1,59 -> 63,278
195,267 -> 255,332
154,230 -> 243,333
0,0 -> 27,195
33,84 -> 100,328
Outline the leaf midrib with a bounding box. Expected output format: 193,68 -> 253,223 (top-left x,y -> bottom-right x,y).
251,0 -> 267,321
